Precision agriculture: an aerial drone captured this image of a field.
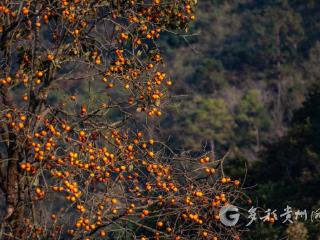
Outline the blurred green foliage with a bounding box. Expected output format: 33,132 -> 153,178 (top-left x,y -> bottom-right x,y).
158,0 -> 320,238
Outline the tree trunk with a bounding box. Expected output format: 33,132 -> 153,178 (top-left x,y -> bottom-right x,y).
3,137 -> 26,239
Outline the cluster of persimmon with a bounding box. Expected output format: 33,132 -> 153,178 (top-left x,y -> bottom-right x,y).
0,2 -> 51,28
101,48 -> 168,117
0,71 -> 42,89
2,111 -> 242,239
0,1 -> 243,239
1,111 -> 27,131
212,193 -> 228,207
34,187 -> 45,200
0,4 -> 16,17
0,76 -> 12,85
0,0 -> 195,119
199,157 -> 241,185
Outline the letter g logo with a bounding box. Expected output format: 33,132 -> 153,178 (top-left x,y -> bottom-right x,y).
219,205 -> 240,227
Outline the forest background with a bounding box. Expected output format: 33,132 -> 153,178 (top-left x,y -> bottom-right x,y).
158,0 -> 320,239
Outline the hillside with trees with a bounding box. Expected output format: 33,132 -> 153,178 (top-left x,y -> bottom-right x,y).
159,0 -> 320,239
161,0 -> 320,160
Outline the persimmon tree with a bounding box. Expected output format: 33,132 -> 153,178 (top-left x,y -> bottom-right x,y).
0,1 -> 243,239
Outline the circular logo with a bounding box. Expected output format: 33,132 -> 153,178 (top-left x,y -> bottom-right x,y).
219,205 -> 240,226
